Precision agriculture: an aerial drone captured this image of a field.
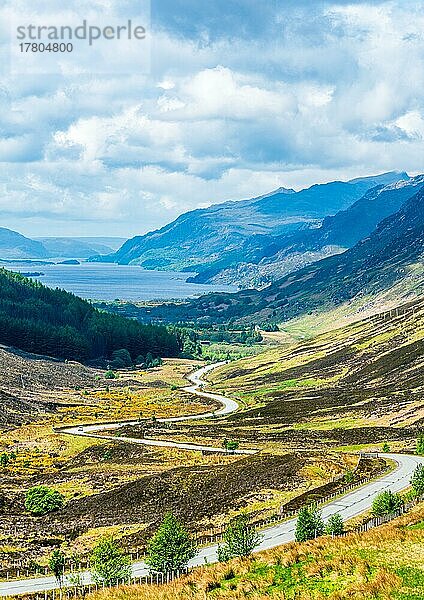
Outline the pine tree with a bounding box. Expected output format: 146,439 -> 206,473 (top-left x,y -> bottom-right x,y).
325,513 -> 344,536
411,464 -> 424,496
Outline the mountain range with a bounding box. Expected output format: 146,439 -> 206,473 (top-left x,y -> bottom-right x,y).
95,171 -> 406,279
131,184 -> 424,325
0,229 -> 125,260
189,174 -> 424,287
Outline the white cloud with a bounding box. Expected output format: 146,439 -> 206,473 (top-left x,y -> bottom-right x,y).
1,1 -> 424,236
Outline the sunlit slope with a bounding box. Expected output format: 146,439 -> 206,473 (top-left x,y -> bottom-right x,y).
88,504 -> 424,600
210,298 -> 424,432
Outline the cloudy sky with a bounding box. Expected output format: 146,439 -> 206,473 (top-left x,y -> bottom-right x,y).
1,0 -> 424,237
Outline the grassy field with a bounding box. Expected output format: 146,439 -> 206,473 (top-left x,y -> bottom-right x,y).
88,502 -> 424,600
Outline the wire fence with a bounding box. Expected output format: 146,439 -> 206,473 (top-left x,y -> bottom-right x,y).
3,492 -> 424,599
0,461 -> 388,583
2,569 -> 189,600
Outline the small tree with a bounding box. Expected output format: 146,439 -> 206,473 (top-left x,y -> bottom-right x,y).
217,513 -> 262,561
110,349 -> 132,370
295,505 -> 324,542
325,513 -> 344,536
91,538 -> 131,586
0,453 -> 9,467
67,554 -> 86,596
146,513 -> 197,574
411,464 -> 424,496
371,490 -> 403,516
416,434 -> 424,456
223,439 -> 239,452
25,486 -> 65,516
343,470 -> 354,483
382,442 -> 390,453
49,550 -> 65,588
144,352 -> 155,368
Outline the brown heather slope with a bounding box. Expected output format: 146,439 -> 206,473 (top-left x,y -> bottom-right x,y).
204,297 -> 424,449
0,347 -> 104,425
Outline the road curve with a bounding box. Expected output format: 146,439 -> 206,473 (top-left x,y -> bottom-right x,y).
1,363 -> 423,597
58,362 -> 255,455
1,452 -> 423,597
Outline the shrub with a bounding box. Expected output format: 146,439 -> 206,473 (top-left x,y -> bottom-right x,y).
382,442 -> 391,453
104,370 -> 117,379
344,469 -> 354,483
223,439 -> 239,452
416,434 -> 424,456
91,538 -> 131,586
110,348 -> 132,369
49,550 -> 66,586
325,513 -> 344,536
295,505 -> 324,542
146,513 -> 196,574
143,353 -> 163,369
0,453 -> 10,467
411,464 -> 424,496
371,490 -> 403,516
25,486 -> 65,516
217,513 -> 262,561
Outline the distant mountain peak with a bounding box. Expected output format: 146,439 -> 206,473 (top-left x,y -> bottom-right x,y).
259,186 -> 296,198
382,173 -> 424,191
347,170 -> 409,186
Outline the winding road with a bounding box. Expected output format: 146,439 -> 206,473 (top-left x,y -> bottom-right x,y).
59,362 -> 254,455
1,363 -> 423,597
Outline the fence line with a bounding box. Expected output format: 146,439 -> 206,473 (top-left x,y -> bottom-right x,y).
0,464 -> 388,582
3,493 -> 423,599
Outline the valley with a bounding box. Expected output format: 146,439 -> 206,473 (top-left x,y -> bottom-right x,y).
1,293 -> 423,596
1,173 -> 424,598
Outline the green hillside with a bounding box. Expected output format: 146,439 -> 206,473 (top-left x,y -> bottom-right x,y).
0,269 -> 179,361
89,504 -> 424,600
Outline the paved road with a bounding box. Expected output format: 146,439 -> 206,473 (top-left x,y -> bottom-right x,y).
1,452 -> 422,597
1,362 -> 423,597
59,362 -> 254,455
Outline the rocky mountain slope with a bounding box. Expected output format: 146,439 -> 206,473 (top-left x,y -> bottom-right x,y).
133,185 -> 424,324
96,172 -> 405,272
190,174 -> 423,288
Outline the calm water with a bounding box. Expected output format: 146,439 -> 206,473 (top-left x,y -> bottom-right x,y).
3,262 -> 236,301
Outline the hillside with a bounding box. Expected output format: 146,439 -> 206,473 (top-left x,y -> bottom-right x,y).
191,174 -> 423,288
37,237 -> 115,258
206,297 -> 424,448
0,268 -> 179,361
0,227 -> 48,260
88,504 -> 424,600
96,172 -> 404,271
0,227 -> 121,260
0,347 -> 108,426
133,185 -> 424,325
